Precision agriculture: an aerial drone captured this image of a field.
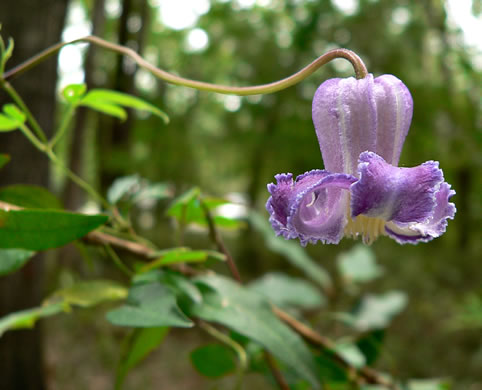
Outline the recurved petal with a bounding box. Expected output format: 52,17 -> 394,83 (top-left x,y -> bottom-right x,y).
385,182 -> 456,244
350,151 -> 455,244
266,170 -> 356,245
351,151 -> 443,222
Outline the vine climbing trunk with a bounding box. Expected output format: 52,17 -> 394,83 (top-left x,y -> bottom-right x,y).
0,1 -> 68,389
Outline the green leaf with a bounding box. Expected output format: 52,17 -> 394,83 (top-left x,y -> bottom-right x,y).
80,99 -> 127,120
132,182 -> 172,203
106,282 -> 193,328
47,280 -> 128,308
190,344 -> 237,378
132,270 -> 203,304
0,209 -> 108,250
342,291 -> 408,331
0,154 -> 10,169
0,104 -> 25,132
116,327 -> 169,389
188,274 -> 319,388
81,89 -> 169,123
167,188 -> 243,230
249,211 -> 332,290
107,175 -> 172,205
140,248 -> 225,272
0,303 -> 64,337
167,187 -> 201,211
3,104 -> 25,122
249,272 -> 325,309
0,249 -> 35,276
408,379 -> 451,390
107,175 -> 140,204
337,245 -> 383,283
0,113 -> 21,131
333,342 -> 366,368
62,83 -> 87,103
0,185 -> 62,209
355,330 -> 385,366
314,350 -> 348,382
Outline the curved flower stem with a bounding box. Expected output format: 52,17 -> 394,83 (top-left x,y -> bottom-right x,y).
3,35 -> 368,95
1,80 -> 47,142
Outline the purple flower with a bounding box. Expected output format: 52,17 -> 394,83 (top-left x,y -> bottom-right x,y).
266,74 -> 455,245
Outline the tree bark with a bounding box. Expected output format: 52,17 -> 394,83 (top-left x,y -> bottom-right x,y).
0,1 -> 68,389
100,0 -> 149,188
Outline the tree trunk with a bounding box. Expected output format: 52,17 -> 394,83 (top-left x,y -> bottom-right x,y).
0,1 -> 68,389
100,0 -> 149,189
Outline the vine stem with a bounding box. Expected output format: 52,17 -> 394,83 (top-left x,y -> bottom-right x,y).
46,149 -> 110,209
200,199 -> 242,283
3,35 -> 368,95
104,244 -> 134,277
1,80 -> 47,142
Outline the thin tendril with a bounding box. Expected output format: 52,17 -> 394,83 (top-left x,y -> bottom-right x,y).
3,35 -> 368,95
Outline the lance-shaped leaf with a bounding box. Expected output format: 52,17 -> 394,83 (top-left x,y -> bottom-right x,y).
0,209 -> 108,250
0,303 -> 64,337
47,280 -> 128,308
0,249 -> 35,276
80,89 -> 169,123
0,185 -> 62,209
249,272 -> 325,309
0,104 -> 25,132
167,188 -> 244,230
190,344 -> 237,378
116,327 -> 169,389
188,274 -> 320,388
106,282 -> 193,328
140,248 -> 225,272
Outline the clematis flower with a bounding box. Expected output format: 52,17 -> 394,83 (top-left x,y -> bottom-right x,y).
266,74 -> 455,245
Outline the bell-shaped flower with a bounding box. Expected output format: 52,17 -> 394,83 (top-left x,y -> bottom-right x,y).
266,74 -> 455,245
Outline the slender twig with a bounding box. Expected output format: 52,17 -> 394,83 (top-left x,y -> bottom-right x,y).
3,36 -> 368,92
272,306 -> 400,389
200,199 -> 242,284
85,230 -> 155,258
104,243 -> 134,277
264,351 -> 290,390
